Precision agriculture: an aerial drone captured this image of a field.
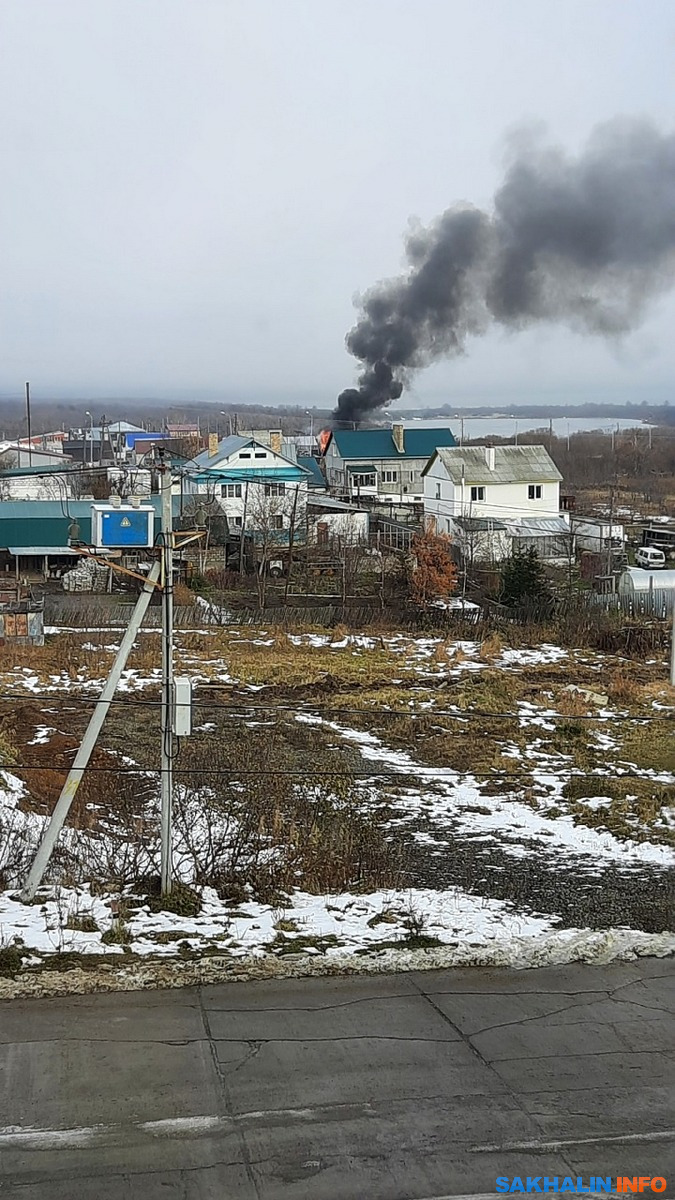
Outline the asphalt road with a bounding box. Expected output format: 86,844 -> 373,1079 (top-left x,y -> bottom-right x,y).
0,959 -> 674,1199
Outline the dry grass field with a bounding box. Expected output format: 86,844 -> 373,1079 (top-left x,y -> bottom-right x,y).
0,618 -> 673,981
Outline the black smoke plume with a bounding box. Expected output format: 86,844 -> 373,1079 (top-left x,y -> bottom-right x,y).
334,119 -> 675,426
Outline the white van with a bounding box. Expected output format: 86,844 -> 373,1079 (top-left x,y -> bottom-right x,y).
636,546 -> 666,569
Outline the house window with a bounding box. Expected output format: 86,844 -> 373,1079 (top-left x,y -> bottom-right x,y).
233,516 -> 242,526
239,451 -> 251,459
528,484 -> 543,500
222,483 -> 242,498
254,451 -> 266,459
410,472 -> 416,482
435,482 -> 441,499
383,470 -> 398,483
264,482 -> 286,497
470,486 -> 485,502
272,515 -> 284,529
352,473 -> 375,488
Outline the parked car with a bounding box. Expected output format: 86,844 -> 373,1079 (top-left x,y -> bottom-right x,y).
635,546 -> 666,569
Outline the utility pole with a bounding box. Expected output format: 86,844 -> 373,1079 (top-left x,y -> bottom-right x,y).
606,485 -> 615,583
239,481 -> 249,575
159,450 -> 174,895
670,600 -> 675,687
25,382 -> 32,466
21,562 -> 161,900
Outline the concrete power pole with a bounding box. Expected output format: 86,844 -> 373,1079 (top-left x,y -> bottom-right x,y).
159,451 -> 174,895
21,561 -> 162,900
25,382 -> 32,467
670,599 -> 675,688
606,486 -> 615,585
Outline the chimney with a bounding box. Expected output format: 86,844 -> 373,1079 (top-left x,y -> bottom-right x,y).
484,446 -> 495,471
208,433 -> 218,457
392,423 -> 405,454
269,430 -> 282,454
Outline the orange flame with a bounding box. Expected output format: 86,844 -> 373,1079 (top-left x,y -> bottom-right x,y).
318,429 -> 331,455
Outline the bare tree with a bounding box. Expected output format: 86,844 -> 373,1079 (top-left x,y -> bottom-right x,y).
248,483 -> 305,608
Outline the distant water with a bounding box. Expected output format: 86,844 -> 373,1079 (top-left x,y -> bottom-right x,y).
401,416 -> 655,440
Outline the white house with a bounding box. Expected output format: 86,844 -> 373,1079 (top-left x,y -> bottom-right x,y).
423,445 -> 570,563
185,434 -> 311,541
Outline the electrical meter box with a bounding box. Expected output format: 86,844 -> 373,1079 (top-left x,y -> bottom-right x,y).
91,504 -> 155,549
173,677 -> 192,737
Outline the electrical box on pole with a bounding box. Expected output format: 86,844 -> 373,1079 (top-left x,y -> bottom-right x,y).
173,676 -> 193,737
91,503 -> 155,549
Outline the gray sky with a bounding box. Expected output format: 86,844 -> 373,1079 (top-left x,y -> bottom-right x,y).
2,0 -> 675,408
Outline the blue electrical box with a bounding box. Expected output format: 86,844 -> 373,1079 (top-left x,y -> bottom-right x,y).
91,504 -> 155,549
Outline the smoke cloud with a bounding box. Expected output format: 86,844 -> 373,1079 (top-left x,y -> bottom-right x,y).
334,119 -> 675,426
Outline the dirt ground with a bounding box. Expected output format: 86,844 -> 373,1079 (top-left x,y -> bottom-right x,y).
1,624 -> 674,932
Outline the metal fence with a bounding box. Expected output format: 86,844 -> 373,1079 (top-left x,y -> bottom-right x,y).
593,589 -> 675,618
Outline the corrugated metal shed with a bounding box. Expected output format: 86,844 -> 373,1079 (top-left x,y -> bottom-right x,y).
455,516 -> 507,531
506,517 -> 570,534
0,464 -> 75,478
0,498 -> 180,552
308,494 -> 367,513
8,546 -> 79,556
428,445 -> 562,484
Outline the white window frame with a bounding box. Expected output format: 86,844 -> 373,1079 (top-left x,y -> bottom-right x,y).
352,473 -> 376,488
528,484 -> 543,500
470,486 -> 485,502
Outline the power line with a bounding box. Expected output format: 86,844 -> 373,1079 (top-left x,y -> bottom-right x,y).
0,689 -> 672,723
0,462 -> 116,481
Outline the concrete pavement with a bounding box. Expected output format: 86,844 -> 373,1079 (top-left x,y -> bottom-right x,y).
0,959 -> 673,1199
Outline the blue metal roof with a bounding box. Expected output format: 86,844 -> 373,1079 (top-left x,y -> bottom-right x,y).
125,431 -> 168,447
329,427 -> 456,459
297,456 -> 327,489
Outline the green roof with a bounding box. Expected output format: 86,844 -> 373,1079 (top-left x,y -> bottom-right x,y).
0,498 -> 180,551
297,456 -> 327,488
329,427 -> 456,459
346,463 -> 376,473
0,465 -> 76,478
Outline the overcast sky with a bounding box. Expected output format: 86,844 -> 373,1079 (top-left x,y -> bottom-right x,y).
1,0 -> 674,408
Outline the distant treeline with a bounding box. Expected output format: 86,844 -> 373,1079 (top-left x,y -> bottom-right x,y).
0,399 -> 325,439
0,396 -> 673,442
399,401 -> 675,425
